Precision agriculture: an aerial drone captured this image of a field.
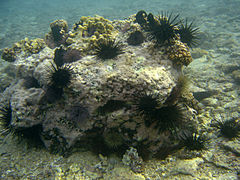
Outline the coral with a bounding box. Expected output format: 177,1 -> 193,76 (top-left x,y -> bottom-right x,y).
178,19 -> 200,47
1,48 -> 16,62
45,19 -> 68,48
1,38 -> 46,62
49,16 -> 117,59
122,147 -> 144,173
69,16 -> 115,46
94,38 -> 123,60
166,40 -> 193,66
73,15 -> 114,38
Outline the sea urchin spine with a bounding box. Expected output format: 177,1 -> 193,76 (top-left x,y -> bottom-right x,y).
0,102 -> 12,136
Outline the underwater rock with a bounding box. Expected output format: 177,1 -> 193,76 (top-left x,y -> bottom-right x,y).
122,147 -> 144,173
232,70 -> 240,83
1,38 -> 46,62
191,48 -> 209,59
172,157 -> 204,176
0,14 -> 196,156
127,31 -> 145,45
45,19 -> 69,48
193,90 -> 218,102
54,46 -> 82,66
166,40 -> 193,66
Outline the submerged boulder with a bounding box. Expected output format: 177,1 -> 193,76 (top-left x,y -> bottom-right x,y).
0,13 -> 197,156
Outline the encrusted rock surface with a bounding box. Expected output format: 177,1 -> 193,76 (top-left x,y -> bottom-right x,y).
0,15 -> 194,156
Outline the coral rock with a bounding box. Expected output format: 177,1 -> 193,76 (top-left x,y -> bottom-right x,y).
0,14 -> 196,156
1,38 -> 46,62
166,40 -> 193,66
45,19 -> 69,48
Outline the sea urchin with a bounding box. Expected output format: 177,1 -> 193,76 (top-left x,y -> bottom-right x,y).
135,93 -> 159,124
0,102 -> 12,136
216,118 -> 240,139
47,63 -> 74,89
154,104 -> 185,132
179,131 -> 205,151
149,12 -> 180,45
177,19 -> 200,47
94,38 -> 123,60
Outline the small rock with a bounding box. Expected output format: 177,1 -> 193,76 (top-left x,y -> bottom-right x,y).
173,157 -> 204,176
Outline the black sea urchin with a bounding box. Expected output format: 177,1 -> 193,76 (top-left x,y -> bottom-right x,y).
94,38 -> 123,60
47,63 -> 74,89
135,94 -> 159,125
179,131 -> 205,151
0,102 -> 12,136
13,124 -> 44,148
177,19 -> 200,47
154,104 -> 185,132
103,129 -> 125,149
216,118 -> 240,139
23,76 -> 40,89
150,12 -> 179,45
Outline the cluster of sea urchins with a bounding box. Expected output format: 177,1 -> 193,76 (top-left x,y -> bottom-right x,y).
135,10 -> 200,47
135,93 -> 185,132
134,93 -> 206,152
